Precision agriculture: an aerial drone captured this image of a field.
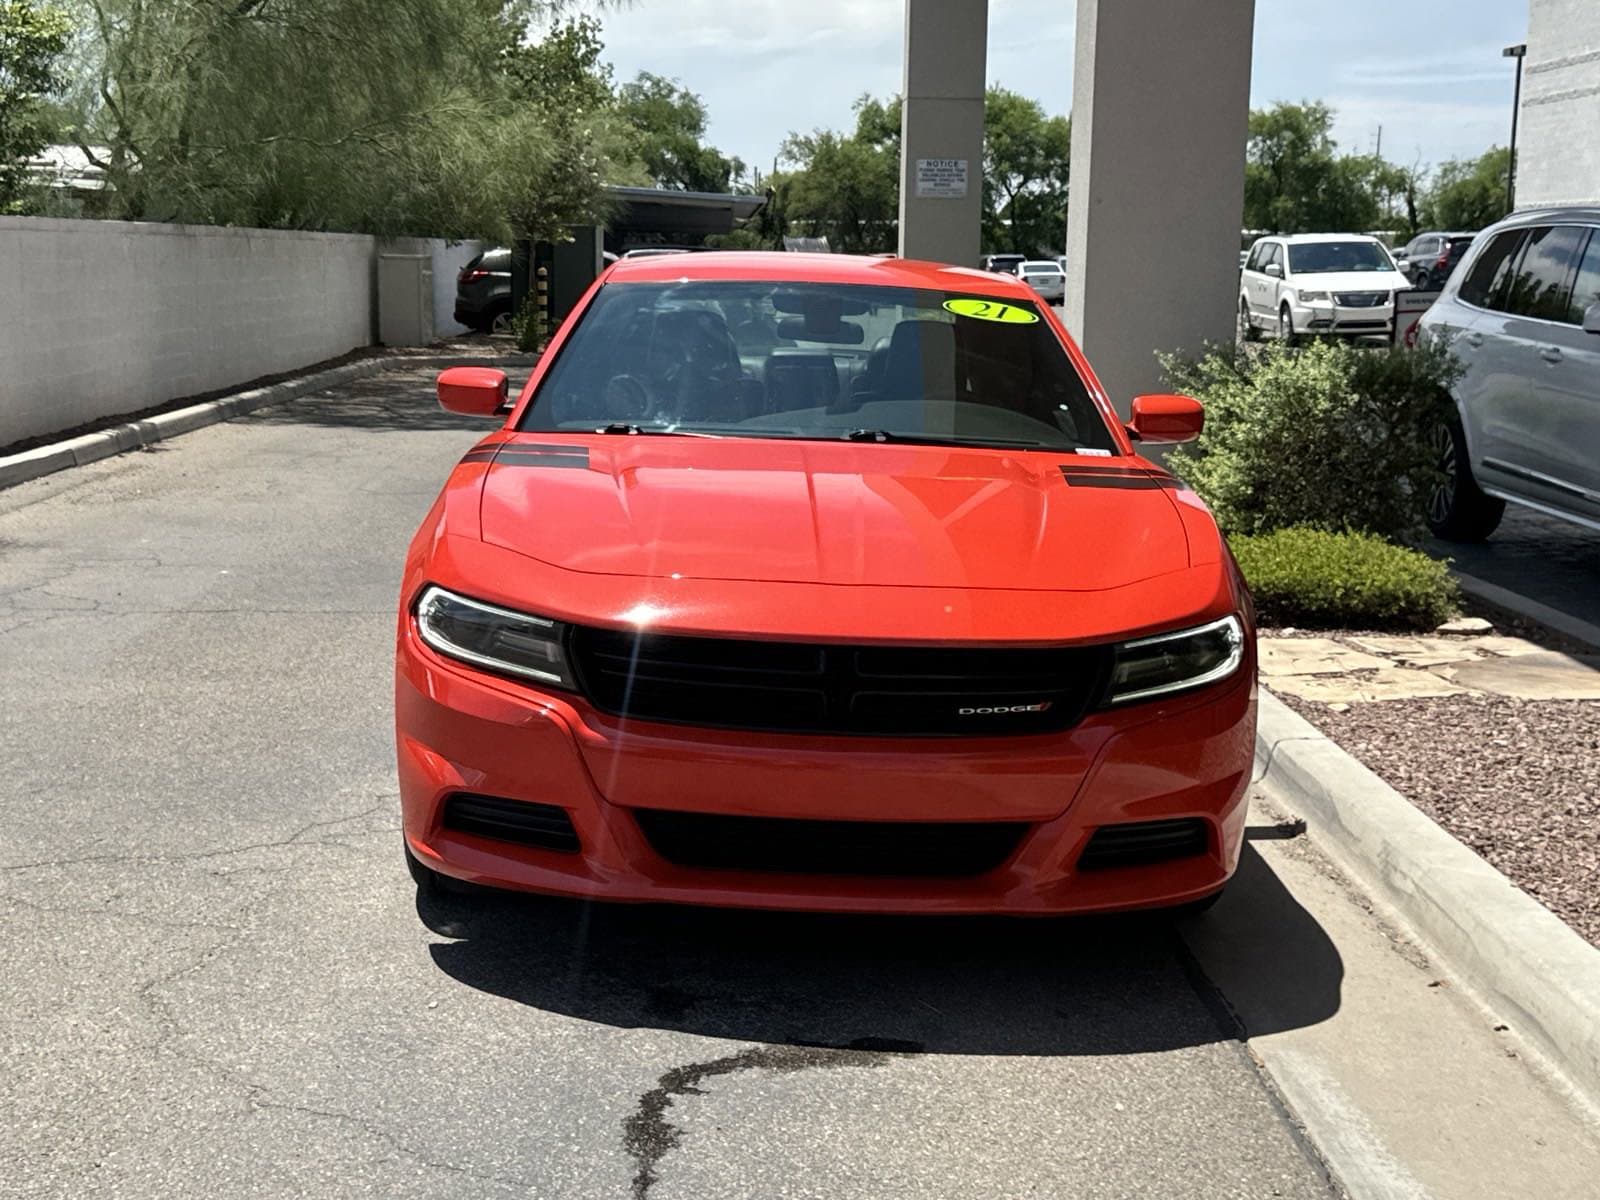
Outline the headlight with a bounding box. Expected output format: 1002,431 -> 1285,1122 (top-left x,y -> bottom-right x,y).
1106,615 -> 1245,704
1296,290 -> 1330,303
414,585 -> 574,688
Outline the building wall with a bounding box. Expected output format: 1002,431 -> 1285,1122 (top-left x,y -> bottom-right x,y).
1519,0 -> 1600,208
0,216 -> 376,449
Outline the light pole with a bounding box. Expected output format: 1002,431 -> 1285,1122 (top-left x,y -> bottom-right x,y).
1503,43 -> 1526,214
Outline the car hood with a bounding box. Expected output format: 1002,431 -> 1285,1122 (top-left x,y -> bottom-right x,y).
476,436 -> 1194,592
1291,270 -> 1409,294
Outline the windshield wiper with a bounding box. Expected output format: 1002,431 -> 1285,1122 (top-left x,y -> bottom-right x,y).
595,423 -> 719,438
840,429 -> 1068,451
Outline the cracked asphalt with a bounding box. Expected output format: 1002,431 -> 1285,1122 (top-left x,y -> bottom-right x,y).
1,369 -> 1337,1198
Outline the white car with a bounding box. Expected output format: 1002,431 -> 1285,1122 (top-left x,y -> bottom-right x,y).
1018,260 -> 1066,303
1239,234 -> 1411,342
1418,207 -> 1600,540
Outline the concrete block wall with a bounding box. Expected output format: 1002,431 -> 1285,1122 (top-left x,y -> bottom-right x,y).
0,216 -> 376,448
1519,0 -> 1600,208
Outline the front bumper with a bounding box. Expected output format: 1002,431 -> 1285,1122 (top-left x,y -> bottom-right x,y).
1289,298 -> 1394,336
395,624 -> 1257,915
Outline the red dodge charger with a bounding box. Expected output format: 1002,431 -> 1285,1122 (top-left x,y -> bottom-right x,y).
396,252 -> 1256,916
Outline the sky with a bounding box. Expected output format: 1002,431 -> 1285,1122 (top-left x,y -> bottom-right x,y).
594,0 -> 1530,177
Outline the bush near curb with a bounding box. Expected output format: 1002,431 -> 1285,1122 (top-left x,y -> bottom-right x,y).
1162,339 -> 1459,540
1232,528 -> 1459,630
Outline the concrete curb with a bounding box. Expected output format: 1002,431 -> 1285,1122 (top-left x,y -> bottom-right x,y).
0,352 -> 538,492
1254,689 -> 1600,1107
1452,568 -> 1600,653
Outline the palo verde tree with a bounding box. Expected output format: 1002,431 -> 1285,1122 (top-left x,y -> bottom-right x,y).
0,0 -> 71,212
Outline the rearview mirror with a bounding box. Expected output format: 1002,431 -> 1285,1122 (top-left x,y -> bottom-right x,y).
1585,302 -> 1600,335
1128,394 -> 1204,443
775,316 -> 865,344
1264,262 -> 1283,278
437,367 -> 509,417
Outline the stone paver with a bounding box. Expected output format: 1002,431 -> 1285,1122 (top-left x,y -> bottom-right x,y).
1265,667 -> 1475,704
1427,651 -> 1600,701
1258,638 -> 1389,677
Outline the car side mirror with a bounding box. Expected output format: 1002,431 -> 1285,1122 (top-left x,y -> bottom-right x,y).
437,367 -> 509,416
1128,394 -> 1204,443
1264,262 -> 1283,278
1584,302 -> 1600,335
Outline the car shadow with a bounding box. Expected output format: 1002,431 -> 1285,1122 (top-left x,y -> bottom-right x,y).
248,374 -> 512,434
421,839 -> 1341,1057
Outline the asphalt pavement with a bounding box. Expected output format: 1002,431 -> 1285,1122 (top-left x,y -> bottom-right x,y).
2,367 -> 1587,1198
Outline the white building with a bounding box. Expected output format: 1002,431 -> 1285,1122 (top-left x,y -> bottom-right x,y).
1517,0 -> 1600,207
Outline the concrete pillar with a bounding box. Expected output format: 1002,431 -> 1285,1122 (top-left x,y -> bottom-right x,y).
898,0 -> 987,266
1064,0 -> 1255,416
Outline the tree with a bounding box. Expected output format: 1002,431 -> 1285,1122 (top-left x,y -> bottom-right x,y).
615,71 -> 742,192
0,0 -> 70,212
981,87 -> 1068,255
778,95 -> 900,253
1423,147 -> 1511,231
58,1 -> 626,241
1243,101 -> 1398,234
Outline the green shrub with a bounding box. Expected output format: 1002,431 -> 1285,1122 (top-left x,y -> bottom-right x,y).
1232,528 -> 1459,630
1161,339 -> 1460,539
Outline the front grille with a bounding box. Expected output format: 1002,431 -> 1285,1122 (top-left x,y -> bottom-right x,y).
568,627 -> 1112,736
634,810 -> 1028,876
1334,291 -> 1388,308
1077,818 -> 1209,870
441,793 -> 580,853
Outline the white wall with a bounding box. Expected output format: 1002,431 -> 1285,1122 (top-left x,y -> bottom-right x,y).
429,239 -> 482,337
1519,0 -> 1600,208
0,216 -> 375,448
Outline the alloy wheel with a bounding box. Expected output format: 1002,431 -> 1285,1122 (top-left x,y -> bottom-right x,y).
1427,421 -> 1457,525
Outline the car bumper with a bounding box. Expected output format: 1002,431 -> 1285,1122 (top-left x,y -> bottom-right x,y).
395,624 -> 1257,915
1289,299 -> 1394,336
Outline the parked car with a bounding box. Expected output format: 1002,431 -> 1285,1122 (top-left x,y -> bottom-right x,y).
622,247 -> 694,259
453,247 -> 513,334
1397,231 -> 1478,291
1418,207 -> 1600,540
979,253 -> 1026,276
1018,259 -> 1066,303
1238,234 -> 1412,342
400,252 -> 1256,917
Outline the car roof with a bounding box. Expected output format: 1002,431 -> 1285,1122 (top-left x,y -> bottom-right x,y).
1264,233 -> 1387,244
1490,205 -> 1600,227
1020,260 -> 1063,269
606,251 -> 1039,299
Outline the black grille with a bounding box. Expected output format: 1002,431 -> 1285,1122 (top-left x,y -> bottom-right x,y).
1078,818 -> 1209,870
441,793 -> 580,853
634,810 -> 1028,876
568,626 -> 1112,736
1334,291 -> 1388,308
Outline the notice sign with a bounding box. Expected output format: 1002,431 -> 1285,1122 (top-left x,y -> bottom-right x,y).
916,158 -> 968,198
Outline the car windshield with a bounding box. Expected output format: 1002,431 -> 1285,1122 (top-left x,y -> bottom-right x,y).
1287,241 -> 1395,274
521,280 -> 1117,453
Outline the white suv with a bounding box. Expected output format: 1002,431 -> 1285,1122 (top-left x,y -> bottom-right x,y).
1418,207 -> 1600,540
1239,234 -> 1411,342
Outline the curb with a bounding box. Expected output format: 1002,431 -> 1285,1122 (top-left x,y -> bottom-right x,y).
1451,568 -> 1600,654
1254,689 -> 1600,1107
0,353 -> 538,492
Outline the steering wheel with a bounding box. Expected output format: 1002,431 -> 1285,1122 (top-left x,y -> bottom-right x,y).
599,373 -> 651,423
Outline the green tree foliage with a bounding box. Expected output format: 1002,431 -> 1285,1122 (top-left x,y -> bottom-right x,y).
1244,101 -> 1406,234
615,70 -> 743,192
981,87 -> 1068,256
1422,146 -> 1511,232
60,0 -> 628,240
0,0 -> 71,212
778,95 -> 900,253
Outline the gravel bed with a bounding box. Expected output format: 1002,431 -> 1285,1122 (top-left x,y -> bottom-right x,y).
1278,690 -> 1600,948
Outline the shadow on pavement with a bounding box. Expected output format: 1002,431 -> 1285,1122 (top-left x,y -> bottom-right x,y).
248,374 -> 517,434
422,841 -> 1340,1057
1424,507 -> 1600,635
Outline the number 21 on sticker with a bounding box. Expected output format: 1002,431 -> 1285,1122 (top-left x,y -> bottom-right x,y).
943,298 -> 1039,324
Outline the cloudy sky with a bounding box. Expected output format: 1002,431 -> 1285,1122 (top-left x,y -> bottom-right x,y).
596,0 -> 1529,176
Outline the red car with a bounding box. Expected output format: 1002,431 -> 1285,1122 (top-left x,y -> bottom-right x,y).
396,253 -> 1256,916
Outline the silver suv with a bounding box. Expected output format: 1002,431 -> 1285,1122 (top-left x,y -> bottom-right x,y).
1419,207 -> 1600,540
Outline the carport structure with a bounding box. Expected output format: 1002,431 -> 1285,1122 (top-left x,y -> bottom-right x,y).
898,0 -> 1255,411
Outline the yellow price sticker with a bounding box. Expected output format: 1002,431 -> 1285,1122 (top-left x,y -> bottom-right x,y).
942,298 -> 1040,324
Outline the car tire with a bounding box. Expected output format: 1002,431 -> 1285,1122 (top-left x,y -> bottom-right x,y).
1426,412 -> 1505,541
405,840 -> 475,896
1239,298 -> 1260,343
1278,302 -> 1299,345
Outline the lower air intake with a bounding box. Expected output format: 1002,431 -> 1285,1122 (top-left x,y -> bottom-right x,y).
1077,818 -> 1209,870
634,810 -> 1028,877
441,793 -> 580,853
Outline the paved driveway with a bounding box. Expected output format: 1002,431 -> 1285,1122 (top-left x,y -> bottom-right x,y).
2,370 -> 1338,1198
1427,506 -> 1600,638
